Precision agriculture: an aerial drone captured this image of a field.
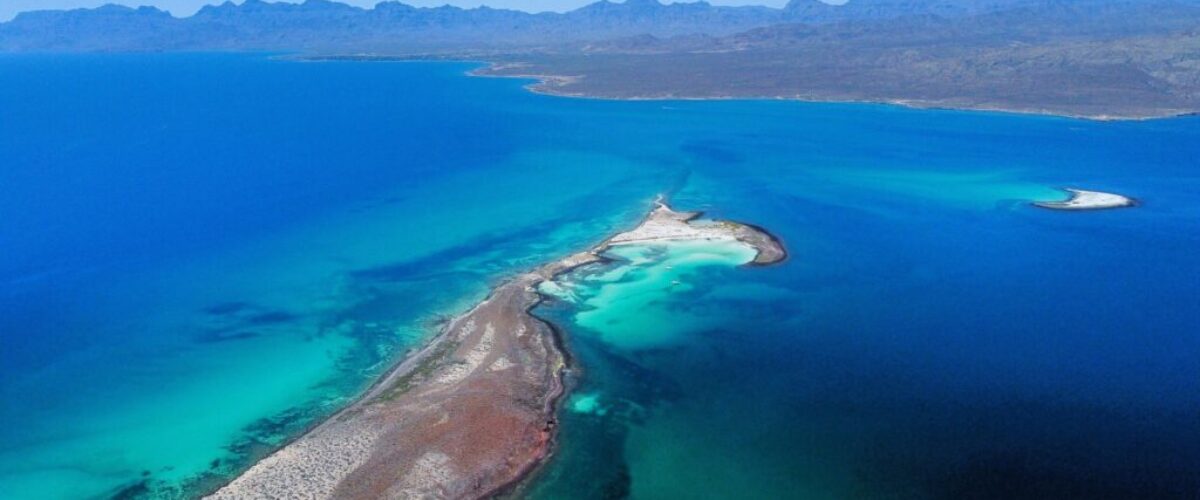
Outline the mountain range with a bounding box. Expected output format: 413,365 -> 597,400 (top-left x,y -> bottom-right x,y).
0,0 -> 1097,52
3,0 -> 1198,119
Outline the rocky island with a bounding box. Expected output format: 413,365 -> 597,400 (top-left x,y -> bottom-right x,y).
207,200 -> 785,499
1034,188 -> 1137,211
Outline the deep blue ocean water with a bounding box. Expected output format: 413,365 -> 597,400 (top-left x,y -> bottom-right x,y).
1,53 -> 1197,499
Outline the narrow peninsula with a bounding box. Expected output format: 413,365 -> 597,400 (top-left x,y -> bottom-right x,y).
1035,188 -> 1136,211
207,200 -> 785,499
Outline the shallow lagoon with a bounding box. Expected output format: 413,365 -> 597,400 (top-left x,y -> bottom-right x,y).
1,54 -> 1198,498
573,240 -> 758,350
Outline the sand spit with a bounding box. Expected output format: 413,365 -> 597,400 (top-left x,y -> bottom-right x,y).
207,199 -> 784,500
1034,188 -> 1136,211
606,200 -> 786,265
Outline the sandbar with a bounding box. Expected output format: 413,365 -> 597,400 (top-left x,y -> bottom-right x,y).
1034,188 -> 1136,211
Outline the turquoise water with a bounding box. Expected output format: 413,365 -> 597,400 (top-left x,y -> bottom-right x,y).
1,54 -> 1198,499
568,240 -> 758,350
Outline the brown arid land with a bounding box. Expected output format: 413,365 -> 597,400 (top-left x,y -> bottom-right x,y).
9,1 -> 1200,121
206,199 -> 785,499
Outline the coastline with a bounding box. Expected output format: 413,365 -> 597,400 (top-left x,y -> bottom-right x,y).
464,61 -> 1195,123
206,199 -> 786,499
290,55 -> 1195,122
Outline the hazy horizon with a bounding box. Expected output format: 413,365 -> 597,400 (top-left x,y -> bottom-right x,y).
0,0 -> 848,22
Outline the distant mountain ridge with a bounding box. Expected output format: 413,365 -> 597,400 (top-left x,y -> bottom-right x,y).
476,0 -> 1200,119
0,0 -> 1096,52
4,0 -> 1198,119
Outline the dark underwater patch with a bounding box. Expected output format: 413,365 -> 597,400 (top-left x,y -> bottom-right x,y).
199,300 -> 301,331
245,311 -> 298,325
109,479 -> 150,500
194,330 -> 261,344
202,301 -> 252,316
681,139 -> 744,164
351,215 -> 575,282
